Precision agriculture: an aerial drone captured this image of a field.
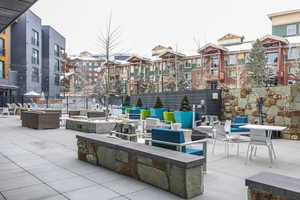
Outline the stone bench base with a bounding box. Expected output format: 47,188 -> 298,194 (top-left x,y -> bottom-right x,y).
77,135 -> 205,199
246,172 -> 300,200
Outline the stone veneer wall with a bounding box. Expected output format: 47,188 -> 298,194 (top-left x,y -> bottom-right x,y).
77,136 -> 204,199
246,172 -> 300,200
222,86 -> 300,140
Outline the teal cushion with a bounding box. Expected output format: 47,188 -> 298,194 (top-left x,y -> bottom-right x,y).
184,148 -> 203,156
231,127 -> 250,132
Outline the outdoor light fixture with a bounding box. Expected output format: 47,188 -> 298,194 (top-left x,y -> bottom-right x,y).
212,92 -> 218,100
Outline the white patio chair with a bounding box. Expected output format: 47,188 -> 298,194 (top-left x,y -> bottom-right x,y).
7,103 -> 16,115
145,118 -> 163,132
2,107 -> 10,116
213,122 -> 250,157
245,129 -> 276,166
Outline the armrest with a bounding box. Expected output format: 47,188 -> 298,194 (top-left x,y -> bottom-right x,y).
180,139 -> 208,146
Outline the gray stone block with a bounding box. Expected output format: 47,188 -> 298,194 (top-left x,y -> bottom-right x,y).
137,163 -> 169,191
116,151 -> 129,163
137,156 -> 152,166
97,146 -> 117,170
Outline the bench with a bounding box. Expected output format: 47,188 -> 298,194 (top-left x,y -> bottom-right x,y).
77,135 -> 205,199
246,172 -> 300,200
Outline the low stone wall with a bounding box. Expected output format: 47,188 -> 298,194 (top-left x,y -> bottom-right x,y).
222,86 -> 300,140
246,172 -> 300,200
77,135 -> 205,199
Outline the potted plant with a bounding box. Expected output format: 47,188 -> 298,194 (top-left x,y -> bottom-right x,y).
123,95 -> 131,106
174,95 -> 193,128
150,96 -> 167,120
121,95 -> 132,114
136,97 -> 143,108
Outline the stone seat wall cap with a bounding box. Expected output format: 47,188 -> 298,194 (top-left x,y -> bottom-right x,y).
76,135 -> 204,168
246,172 -> 300,199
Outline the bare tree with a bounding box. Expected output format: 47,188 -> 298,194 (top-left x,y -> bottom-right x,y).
97,13 -> 122,120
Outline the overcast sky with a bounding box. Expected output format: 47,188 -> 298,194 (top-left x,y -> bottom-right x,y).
31,0 -> 300,57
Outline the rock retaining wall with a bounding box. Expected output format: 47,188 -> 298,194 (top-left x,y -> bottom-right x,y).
222,86 -> 300,140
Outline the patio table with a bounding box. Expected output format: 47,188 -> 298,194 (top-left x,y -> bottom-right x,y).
240,124 -> 286,138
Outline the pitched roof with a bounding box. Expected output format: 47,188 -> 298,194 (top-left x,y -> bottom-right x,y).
218,33 -> 243,41
260,34 -> 288,44
152,45 -> 172,51
159,50 -> 185,58
127,55 -> 151,63
198,43 -> 228,53
268,9 -> 300,19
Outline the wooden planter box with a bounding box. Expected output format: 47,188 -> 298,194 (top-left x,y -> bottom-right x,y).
22,111 -> 60,129
69,111 -> 81,117
87,111 -> 105,118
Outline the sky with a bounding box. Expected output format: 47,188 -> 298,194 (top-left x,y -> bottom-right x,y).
31,0 -> 300,57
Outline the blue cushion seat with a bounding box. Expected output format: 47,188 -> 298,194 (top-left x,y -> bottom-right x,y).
231,123 -> 247,128
151,128 -> 203,156
230,127 -> 250,132
129,109 -> 141,120
183,148 -> 203,155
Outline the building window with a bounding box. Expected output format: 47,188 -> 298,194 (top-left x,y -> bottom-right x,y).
55,59 -> 60,71
185,60 -> 192,68
0,38 -> 4,56
288,66 -> 298,74
0,61 -> 4,79
228,55 -> 237,65
287,24 -> 297,36
54,44 -> 59,57
55,74 -> 60,85
210,56 -> 219,74
32,29 -> 39,46
229,70 -> 236,77
32,49 -> 39,65
32,67 -> 39,82
288,47 -> 299,60
210,81 -> 218,90
265,51 -> 278,65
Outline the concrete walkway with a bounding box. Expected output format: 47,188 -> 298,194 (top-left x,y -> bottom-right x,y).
1,116 -> 300,200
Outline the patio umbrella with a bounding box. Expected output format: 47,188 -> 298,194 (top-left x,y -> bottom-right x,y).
24,91 -> 41,98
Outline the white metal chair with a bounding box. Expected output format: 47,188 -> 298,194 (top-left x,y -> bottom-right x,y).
145,118 -> 163,132
213,121 -> 250,157
245,129 -> 276,166
2,107 -> 10,116
6,103 -> 16,115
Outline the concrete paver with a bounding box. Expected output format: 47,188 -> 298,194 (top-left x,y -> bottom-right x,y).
0,116 -> 300,200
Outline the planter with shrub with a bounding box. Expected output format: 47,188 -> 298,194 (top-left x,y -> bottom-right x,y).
174,95 -> 193,128
149,96 -> 167,120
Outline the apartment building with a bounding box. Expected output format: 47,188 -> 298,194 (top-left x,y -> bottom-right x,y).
11,10 -> 43,95
0,27 -> 18,98
11,10 -> 66,97
192,10 -> 300,90
67,52 -> 103,96
42,26 -> 66,98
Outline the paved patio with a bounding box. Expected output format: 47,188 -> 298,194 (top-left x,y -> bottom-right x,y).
0,116 -> 300,200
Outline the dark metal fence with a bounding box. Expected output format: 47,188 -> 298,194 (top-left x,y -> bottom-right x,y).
129,89 -> 222,116
1,90 -> 221,116
0,95 -> 124,112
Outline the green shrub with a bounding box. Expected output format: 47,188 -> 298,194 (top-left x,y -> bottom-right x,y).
179,95 -> 192,111
136,97 -> 143,107
153,96 -> 163,108
123,95 -> 131,106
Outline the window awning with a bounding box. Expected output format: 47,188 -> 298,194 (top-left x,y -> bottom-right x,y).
0,0 -> 38,33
